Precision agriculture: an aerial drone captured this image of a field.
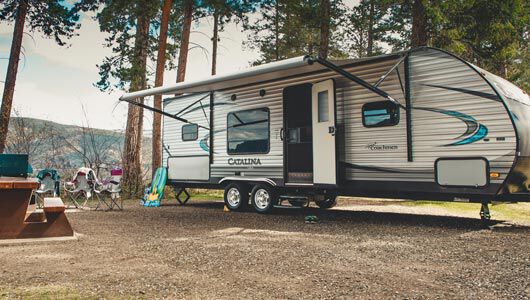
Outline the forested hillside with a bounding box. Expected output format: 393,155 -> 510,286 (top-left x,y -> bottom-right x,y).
5,117 -> 152,178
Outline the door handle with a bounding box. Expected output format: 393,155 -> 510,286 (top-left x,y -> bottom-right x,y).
328,126 -> 336,136
280,128 -> 285,141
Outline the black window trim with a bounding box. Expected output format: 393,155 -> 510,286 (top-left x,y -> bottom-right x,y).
226,107 -> 271,155
181,123 -> 199,141
362,100 -> 400,128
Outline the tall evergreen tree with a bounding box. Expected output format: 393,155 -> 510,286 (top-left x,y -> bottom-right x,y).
244,0 -> 346,65
411,0 -> 427,47
0,0 -> 81,153
203,0 -> 253,75
377,0 -> 443,51
341,0 -> 390,58
318,0 -> 331,58
365,0 -> 529,90
176,0 -> 194,84
433,0 -> 529,79
152,0 -> 173,175
76,0 -> 181,195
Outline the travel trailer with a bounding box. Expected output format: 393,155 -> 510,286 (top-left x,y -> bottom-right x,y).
121,47 -> 530,219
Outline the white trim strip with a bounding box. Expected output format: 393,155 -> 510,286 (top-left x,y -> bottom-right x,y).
219,177 -> 277,186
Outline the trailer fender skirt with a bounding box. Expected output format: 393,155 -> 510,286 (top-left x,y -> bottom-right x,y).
219,177 -> 277,186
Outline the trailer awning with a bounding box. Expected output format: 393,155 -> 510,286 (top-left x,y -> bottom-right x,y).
119,53 -> 399,101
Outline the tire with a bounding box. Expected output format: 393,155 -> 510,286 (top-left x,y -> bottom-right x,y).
251,184 -> 277,213
224,183 -> 249,211
315,195 -> 337,209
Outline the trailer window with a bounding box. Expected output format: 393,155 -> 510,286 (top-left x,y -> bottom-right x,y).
182,124 -> 198,141
317,91 -> 329,122
227,108 -> 270,154
362,101 -> 400,127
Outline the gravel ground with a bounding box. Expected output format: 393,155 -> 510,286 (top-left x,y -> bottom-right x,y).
0,199 -> 529,299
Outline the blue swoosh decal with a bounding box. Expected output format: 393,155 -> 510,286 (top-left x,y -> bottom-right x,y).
199,137 -> 209,153
198,129 -> 225,154
448,124 -> 488,146
414,107 -> 488,146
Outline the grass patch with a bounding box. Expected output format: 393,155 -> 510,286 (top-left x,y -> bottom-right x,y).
188,188 -> 223,200
401,200 -> 479,211
401,200 -> 530,223
0,285 -> 147,300
0,286 -> 96,300
489,202 -> 530,222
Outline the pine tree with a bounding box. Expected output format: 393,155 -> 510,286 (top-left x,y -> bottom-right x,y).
318,0 -> 331,59
0,1 -> 80,153
377,0 -> 443,51
341,0 -> 390,58
152,0 -> 173,175
176,0 -> 194,84
76,0 -> 180,195
203,0 -> 253,75
244,0 -> 346,65
434,0 -> 529,80
411,0 -> 427,47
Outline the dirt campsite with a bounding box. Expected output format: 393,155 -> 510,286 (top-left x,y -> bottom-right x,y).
1,197 -> 529,299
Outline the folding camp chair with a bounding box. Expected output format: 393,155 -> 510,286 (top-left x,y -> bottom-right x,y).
35,169 -> 60,208
95,167 -> 123,211
63,167 -> 97,208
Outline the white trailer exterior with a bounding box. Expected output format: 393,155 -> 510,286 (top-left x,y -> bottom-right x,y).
122,47 -> 530,215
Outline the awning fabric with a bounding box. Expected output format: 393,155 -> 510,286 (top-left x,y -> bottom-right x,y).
119,54 -> 396,101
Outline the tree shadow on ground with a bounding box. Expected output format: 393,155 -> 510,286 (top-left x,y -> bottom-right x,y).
186,200 -> 529,232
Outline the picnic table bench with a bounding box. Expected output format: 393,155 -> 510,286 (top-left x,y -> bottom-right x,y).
0,177 -> 74,240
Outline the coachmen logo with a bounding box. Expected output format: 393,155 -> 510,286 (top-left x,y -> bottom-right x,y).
366,142 -> 398,151
228,158 -> 262,166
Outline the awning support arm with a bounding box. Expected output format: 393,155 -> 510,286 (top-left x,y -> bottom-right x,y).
119,97 -> 210,130
373,54 -> 408,87
307,56 -> 407,110
175,93 -> 211,117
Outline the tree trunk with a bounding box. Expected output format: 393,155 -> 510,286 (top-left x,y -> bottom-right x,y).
498,62 -> 507,78
176,0 -> 193,84
122,2 -> 151,196
318,0 -> 331,59
274,1 -> 280,60
411,0 -> 428,47
211,9 -> 219,76
0,0 -> 28,153
152,0 -> 172,175
367,0 -> 374,56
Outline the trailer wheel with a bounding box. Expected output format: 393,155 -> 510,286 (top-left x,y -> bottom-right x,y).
315,196 -> 337,209
224,183 -> 249,211
251,184 -> 277,213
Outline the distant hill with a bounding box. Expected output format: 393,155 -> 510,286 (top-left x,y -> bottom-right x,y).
6,117 -> 152,177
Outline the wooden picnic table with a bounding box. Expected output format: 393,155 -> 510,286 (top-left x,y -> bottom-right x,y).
0,176 -> 40,189
0,177 -> 73,240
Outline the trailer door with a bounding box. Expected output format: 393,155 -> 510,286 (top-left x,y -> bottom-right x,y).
311,79 -> 337,186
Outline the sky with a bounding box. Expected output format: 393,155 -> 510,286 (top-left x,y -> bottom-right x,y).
0,10 -> 261,131
0,1 -> 359,132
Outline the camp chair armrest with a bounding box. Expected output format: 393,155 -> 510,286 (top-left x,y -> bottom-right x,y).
64,181 -> 76,191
